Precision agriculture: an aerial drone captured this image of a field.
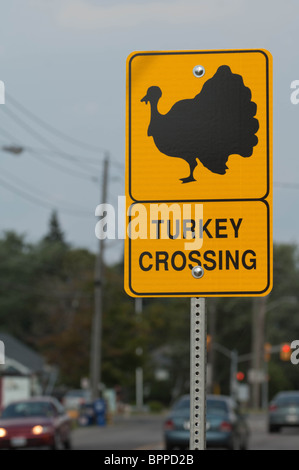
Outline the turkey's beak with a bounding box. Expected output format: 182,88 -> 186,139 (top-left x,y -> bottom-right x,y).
141,95 -> 148,104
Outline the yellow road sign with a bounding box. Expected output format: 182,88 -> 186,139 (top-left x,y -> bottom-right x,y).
125,49 -> 272,297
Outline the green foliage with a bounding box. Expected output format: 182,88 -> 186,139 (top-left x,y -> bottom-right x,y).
147,400 -> 164,413
209,243 -> 299,400
268,361 -> 293,398
0,212 -> 299,406
0,231 -> 43,341
43,210 -> 66,245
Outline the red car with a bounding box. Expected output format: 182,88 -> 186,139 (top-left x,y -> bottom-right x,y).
0,397 -> 72,449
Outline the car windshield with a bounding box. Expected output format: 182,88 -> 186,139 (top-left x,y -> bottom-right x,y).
172,397 -> 190,411
276,395 -> 299,406
207,399 -> 229,416
65,390 -> 89,398
1,401 -> 55,419
172,397 -> 229,416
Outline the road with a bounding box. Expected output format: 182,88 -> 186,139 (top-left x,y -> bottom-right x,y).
72,415 -> 165,450
248,413 -> 299,450
72,412 -> 299,450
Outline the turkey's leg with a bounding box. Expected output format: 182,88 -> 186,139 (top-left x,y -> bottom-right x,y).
180,159 -> 198,183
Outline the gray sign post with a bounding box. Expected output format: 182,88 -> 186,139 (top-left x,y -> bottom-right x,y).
0,340 -> 4,364
190,297 -> 207,450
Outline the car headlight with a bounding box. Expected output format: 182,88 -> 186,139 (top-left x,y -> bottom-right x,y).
32,425 -> 51,435
0,428 -> 7,438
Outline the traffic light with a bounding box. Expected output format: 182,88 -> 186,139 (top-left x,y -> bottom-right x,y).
264,343 -> 272,362
236,371 -> 245,381
280,343 -> 291,361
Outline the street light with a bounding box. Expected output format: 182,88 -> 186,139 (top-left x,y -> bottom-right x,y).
2,145 -> 23,155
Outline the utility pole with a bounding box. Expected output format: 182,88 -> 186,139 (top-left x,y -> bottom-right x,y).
135,298 -> 143,411
251,296 -> 267,409
90,153 -> 109,400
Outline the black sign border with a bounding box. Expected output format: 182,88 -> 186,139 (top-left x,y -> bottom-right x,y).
127,199 -> 271,297
127,49 -> 270,203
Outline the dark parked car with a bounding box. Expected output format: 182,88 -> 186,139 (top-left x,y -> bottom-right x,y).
0,397 -> 72,449
163,394 -> 250,450
268,391 -> 299,433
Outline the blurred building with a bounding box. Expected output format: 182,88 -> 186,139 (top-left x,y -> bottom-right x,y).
0,333 -> 46,408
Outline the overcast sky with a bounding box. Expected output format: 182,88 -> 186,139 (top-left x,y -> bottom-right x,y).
0,0 -> 298,264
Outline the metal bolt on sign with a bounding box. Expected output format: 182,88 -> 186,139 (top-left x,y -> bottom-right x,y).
190,297 -> 207,450
191,265 -> 204,279
193,65 -> 205,78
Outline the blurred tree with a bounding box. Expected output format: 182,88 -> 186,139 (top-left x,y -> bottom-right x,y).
1,225 -> 299,404
35,248 -> 95,386
210,243 -> 299,399
0,231 -> 43,343
37,211 -> 69,279
140,297 -> 190,404
44,210 -> 66,245
100,264 -> 144,394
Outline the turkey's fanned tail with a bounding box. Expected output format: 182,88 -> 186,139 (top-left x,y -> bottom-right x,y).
195,65 -> 259,174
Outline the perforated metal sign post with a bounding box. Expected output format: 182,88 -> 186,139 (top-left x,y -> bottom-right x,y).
190,298 -> 206,450
125,49 -> 273,451
0,340 -> 4,364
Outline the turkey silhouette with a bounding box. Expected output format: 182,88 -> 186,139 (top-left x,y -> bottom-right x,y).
141,65 -> 259,183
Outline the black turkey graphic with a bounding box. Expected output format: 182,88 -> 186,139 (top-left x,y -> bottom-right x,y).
141,65 -> 259,183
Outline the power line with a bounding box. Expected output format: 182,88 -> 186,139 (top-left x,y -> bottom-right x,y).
0,145 -> 99,183
0,123 -> 124,174
25,145 -> 104,167
0,127 -> 22,144
3,94 -> 125,171
0,165 -> 91,213
0,114 -> 119,184
1,106 -> 103,178
1,93 -> 125,175
0,134 -> 124,180
6,92 -> 108,154
26,149 -> 100,183
0,175 -> 92,217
